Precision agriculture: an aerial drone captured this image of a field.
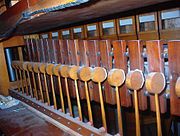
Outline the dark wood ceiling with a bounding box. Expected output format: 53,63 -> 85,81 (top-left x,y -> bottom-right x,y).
0,0 -> 178,37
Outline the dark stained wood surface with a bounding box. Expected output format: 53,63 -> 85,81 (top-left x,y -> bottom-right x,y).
0,103 -> 70,136
0,0 -> 174,37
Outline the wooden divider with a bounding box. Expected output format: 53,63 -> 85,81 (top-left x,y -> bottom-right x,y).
146,40 -> 166,113
168,40 -> 180,116
128,40 -> 147,110
112,40 -> 132,107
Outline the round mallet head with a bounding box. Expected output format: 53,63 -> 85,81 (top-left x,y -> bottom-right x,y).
126,69 -> 144,91
108,69 -> 125,87
52,64 -> 61,76
27,62 -> 34,72
33,62 -> 40,73
46,64 -> 55,75
12,61 -> 18,69
78,66 -> 92,82
59,65 -> 69,78
175,77 -> 180,97
39,63 -> 46,74
68,65 -> 79,80
145,72 -> 165,94
91,67 -> 107,83
18,61 -> 24,70
23,62 -> 29,71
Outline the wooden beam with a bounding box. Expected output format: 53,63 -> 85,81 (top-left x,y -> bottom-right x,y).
2,36 -> 24,48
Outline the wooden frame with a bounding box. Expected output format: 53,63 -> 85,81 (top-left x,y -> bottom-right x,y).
72,26 -> 85,39
84,23 -> 100,40
99,19 -> 118,40
59,28 -> 73,40
117,16 -> 137,40
136,12 -> 159,40
158,8 -> 180,40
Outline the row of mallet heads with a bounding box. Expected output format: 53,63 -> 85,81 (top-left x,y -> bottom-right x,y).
11,61 -> 180,136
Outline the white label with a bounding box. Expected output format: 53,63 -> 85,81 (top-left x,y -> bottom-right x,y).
73,28 -> 82,33
120,18 -> 133,26
161,10 -> 180,19
103,22 -> 114,28
139,15 -> 155,23
62,30 -> 70,35
42,34 -> 48,39
87,25 -> 97,31
52,32 -> 58,37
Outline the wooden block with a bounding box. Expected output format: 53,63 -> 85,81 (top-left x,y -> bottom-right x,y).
168,40 -> 180,116
128,40 -> 147,110
146,40 -> 166,113
112,40 -> 131,107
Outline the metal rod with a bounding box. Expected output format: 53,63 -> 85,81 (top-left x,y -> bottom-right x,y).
115,86 -> 123,136
134,90 -> 141,136
84,81 -> 93,125
50,75 -> 57,109
98,82 -> 107,130
74,80 -> 82,121
58,76 -> 65,113
155,94 -> 162,136
65,77 -> 73,117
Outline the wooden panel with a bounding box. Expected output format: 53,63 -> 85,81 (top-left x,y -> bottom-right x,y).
146,40 -> 166,113
168,40 -> 180,116
136,12 -> 159,40
99,40 -> 116,104
117,16 -> 137,40
112,40 -> 131,107
2,36 -> 24,48
85,23 -> 100,40
128,40 -> 147,110
100,20 -> 118,40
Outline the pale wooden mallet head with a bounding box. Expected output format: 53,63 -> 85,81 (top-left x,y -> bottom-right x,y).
175,77 -> 180,97
33,62 -> 41,73
46,63 -> 55,75
59,65 -> 69,78
12,61 -> 18,69
52,64 -> 61,76
18,61 -> 24,71
23,62 -> 29,71
145,72 -> 165,94
78,66 -> 92,82
68,65 -> 80,80
27,62 -> 34,72
39,63 -> 46,74
126,69 -> 144,91
108,69 -> 125,87
91,67 -> 107,83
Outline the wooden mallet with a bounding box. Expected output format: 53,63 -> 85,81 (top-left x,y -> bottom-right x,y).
33,62 -> 44,102
16,61 -> 25,94
91,67 -> 107,131
59,65 -> 73,117
46,63 -> 57,109
27,62 -> 38,100
68,65 -> 83,121
146,72 -> 165,136
53,64 -> 65,113
108,69 -> 125,136
39,63 -> 50,105
175,77 -> 180,97
78,66 -> 93,125
23,62 -> 33,97
126,69 -> 145,136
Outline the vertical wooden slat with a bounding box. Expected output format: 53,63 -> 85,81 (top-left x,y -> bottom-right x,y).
168,40 -> 180,116
112,40 -> 131,107
128,40 -> 147,110
146,40 -> 166,113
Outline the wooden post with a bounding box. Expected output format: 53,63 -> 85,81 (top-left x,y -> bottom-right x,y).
0,44 -> 10,96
